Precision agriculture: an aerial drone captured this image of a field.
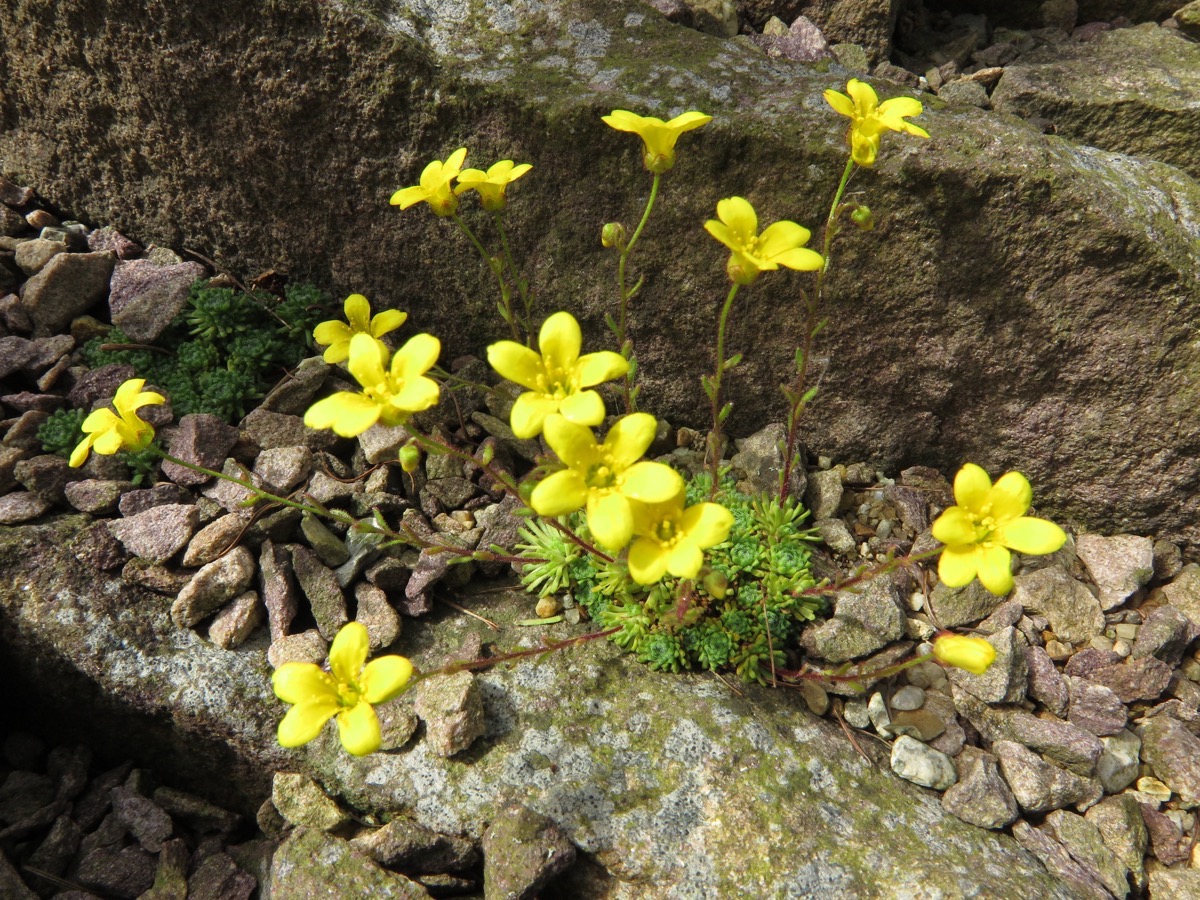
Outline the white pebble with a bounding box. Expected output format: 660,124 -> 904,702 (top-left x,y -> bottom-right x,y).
1111,639 -> 1132,658
890,685 -> 926,711
890,735 -> 957,790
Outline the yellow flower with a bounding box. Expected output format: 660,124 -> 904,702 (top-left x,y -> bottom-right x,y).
531,413 -> 683,551
304,332 -> 441,437
627,492 -> 733,585
487,311 -> 628,439
69,378 -> 165,468
932,634 -> 996,675
931,463 -> 1067,596
313,294 -> 408,365
390,148 -> 469,217
455,159 -> 533,212
273,622 -> 413,756
704,197 -> 824,285
601,109 -> 712,174
823,78 -> 929,168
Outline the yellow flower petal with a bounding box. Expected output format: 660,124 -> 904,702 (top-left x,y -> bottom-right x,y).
621,462 -> 684,504
771,247 -> 826,272
391,376 -> 440,415
487,341 -> 544,389
509,392 -> 560,439
390,333 -> 441,382
602,413 -> 658,469
846,78 -> 879,117
628,536 -> 669,585
68,434 -> 96,468
538,312 -> 582,374
543,415 -> 599,470
953,463 -> 992,511
823,88 -> 856,118
938,545 -> 980,588
588,491 -> 634,551
989,471 -> 1033,521
360,655 -> 414,704
931,506 -> 978,546
329,622 -> 370,685
314,319 -> 353,350
115,379 -> 165,413
530,469 -> 588,517
680,502 -> 734,549
344,294 -> 371,333
576,351 -> 628,387
278,698 -> 340,748
666,541 -> 704,579
337,702 -> 382,756
716,197 -> 757,244
347,333 -> 388,390
272,662 -> 338,705
390,184 -> 429,209
370,309 -> 408,337
975,544 -> 1014,595
996,516 -> 1066,556
304,392 -> 382,438
757,221 -> 812,260
92,426 -> 126,456
557,390 -> 605,428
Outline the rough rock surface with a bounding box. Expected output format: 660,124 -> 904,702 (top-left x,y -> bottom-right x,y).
0,516 -> 1081,898
2,0 -> 1200,548
992,23 -> 1200,179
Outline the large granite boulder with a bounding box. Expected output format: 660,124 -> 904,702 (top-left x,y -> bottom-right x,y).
0,516 -> 1079,896
1,0 -> 1198,549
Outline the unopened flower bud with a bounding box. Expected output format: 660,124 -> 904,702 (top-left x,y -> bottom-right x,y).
398,442 -> 421,474
601,222 -> 627,250
702,569 -> 728,600
849,205 -> 874,231
932,634 -> 995,675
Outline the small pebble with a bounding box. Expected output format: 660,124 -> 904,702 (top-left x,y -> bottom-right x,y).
843,698 -> 870,729
1113,623 -> 1139,640
908,591 -> 926,612
1090,635 -> 1114,651
1111,639 -> 1131,658
868,692 -> 892,734
1137,776 -> 1172,803
534,596 -> 560,618
1045,640 -> 1072,661
890,685 -> 926,711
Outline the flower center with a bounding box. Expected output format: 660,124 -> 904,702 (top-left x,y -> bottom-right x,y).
537,361 -> 576,400
585,461 -> 618,491
337,680 -> 362,710
654,517 -> 679,545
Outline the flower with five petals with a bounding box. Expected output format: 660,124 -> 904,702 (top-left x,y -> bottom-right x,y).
931,463 -> 1066,596
487,311 -> 628,439
390,148 -> 469,217
932,633 -> 996,675
455,159 -> 533,212
823,78 -> 929,168
627,491 -> 733,585
313,294 -> 408,365
273,622 -> 414,756
601,110 -> 713,174
531,413 -> 684,552
704,197 -> 824,285
69,378 -> 165,468
304,332 -> 441,437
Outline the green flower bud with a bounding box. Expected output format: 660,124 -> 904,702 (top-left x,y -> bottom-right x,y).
398,442 -> 421,474
601,222 -> 627,250
849,205 -> 874,231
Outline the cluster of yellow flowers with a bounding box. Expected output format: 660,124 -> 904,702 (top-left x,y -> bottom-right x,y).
61,79 -> 1070,758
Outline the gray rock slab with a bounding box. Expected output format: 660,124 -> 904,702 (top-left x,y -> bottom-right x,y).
1075,532 -> 1154,611
1084,793 -> 1147,894
995,741 -> 1102,814
0,516 -> 1085,898
107,503 -> 198,564
941,747 -> 1018,830
1140,715 -> 1200,806
3,2 -> 1200,548
171,545 -> 256,628
108,258 -> 206,342
20,250 -> 115,336
1012,566 -> 1105,644
269,826 -> 429,899
992,23 -> 1200,179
